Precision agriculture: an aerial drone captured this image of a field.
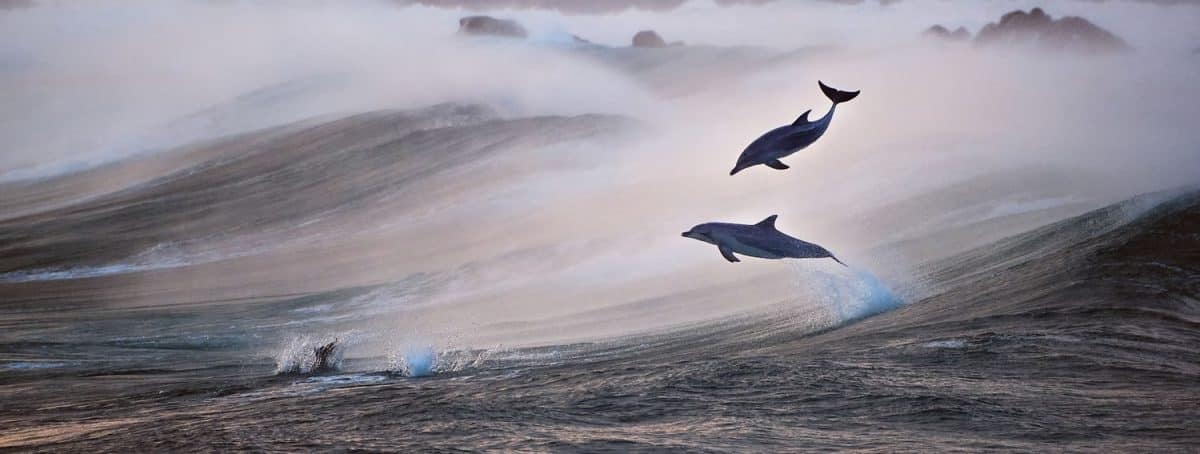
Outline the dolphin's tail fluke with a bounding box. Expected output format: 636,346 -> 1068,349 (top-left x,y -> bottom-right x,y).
819,81 -> 859,104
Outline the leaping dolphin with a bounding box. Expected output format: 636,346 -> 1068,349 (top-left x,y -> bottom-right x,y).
730,81 -> 860,175
682,215 -> 846,265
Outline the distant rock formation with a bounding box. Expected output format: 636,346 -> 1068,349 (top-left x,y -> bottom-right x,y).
923,25 -> 970,42
408,0 -> 686,14
457,15 -> 528,39
715,0 -> 902,4
631,30 -> 684,48
632,30 -> 667,48
407,0 -> 1187,13
0,0 -> 35,10
974,8 -> 1130,54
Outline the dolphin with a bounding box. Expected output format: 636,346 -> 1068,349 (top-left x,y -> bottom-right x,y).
730,81 -> 860,175
681,215 -> 846,265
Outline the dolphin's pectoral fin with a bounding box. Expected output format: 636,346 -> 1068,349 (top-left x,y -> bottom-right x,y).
765,160 -> 789,170
792,110 -> 812,126
719,246 -> 740,263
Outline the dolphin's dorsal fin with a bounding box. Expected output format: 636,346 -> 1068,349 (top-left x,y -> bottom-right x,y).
792,110 -> 812,126
756,215 -> 779,230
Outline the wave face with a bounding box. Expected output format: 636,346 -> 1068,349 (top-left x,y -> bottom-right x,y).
2,187 -> 1197,451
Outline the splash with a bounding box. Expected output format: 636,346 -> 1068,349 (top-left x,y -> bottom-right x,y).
274,335 -> 346,375
391,344 -> 437,377
387,342 -> 500,378
791,263 -> 904,326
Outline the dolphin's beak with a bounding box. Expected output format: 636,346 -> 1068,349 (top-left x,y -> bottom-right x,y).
729,167 -> 741,176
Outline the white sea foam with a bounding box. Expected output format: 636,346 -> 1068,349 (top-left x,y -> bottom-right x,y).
1,361 -> 75,370
922,339 -> 968,349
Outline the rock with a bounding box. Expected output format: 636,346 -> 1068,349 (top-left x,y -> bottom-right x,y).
923,25 -> 970,42
0,0 -> 36,10
457,15 -> 528,39
631,30 -> 683,48
632,30 -> 668,48
412,0 -> 686,15
974,8 -> 1130,54
924,24 -> 949,35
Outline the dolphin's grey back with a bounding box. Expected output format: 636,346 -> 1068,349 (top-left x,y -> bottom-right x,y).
774,119 -> 830,152
712,222 -> 832,259
744,108 -> 834,156
743,126 -> 793,153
